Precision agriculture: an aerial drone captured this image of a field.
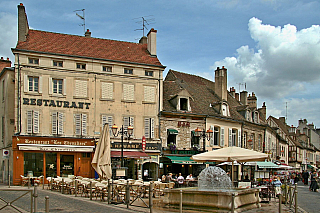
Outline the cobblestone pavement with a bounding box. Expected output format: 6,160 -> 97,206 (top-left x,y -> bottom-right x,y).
0,183 -> 313,213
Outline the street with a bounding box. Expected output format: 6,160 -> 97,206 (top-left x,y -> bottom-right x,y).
296,181 -> 320,213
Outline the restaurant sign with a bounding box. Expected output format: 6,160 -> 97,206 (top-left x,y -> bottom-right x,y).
111,142 -> 160,151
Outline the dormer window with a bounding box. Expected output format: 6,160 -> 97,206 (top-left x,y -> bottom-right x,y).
246,110 -> 251,121
221,103 -> 230,116
253,111 -> 259,123
180,98 -> 188,111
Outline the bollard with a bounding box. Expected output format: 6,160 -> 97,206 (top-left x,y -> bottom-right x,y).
34,183 -> 38,213
108,179 -> 111,204
51,177 -> 53,191
294,183 -> 298,213
279,193 -> 282,213
61,178 -> 65,194
126,180 -> 130,208
42,176 -> 45,190
45,196 -> 49,213
284,177 -> 288,204
149,183 -> 153,213
28,177 -> 31,189
90,181 -> 93,200
179,190 -> 183,213
289,185 -> 292,208
231,193 -> 235,213
8,174 -> 11,188
75,179 -> 78,197
102,188 -> 106,202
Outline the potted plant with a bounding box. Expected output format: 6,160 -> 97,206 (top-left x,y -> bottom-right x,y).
192,144 -> 200,151
169,142 -> 176,151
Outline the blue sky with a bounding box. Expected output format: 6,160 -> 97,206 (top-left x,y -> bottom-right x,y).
1,0 -> 320,127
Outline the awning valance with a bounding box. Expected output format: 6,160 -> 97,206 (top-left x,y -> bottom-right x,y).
166,156 -> 204,164
111,151 -> 150,159
167,129 -> 178,135
256,161 -> 279,169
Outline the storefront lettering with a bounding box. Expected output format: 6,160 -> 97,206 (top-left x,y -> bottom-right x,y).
171,150 -> 200,155
23,139 -> 88,146
111,142 -> 161,150
23,98 -> 91,109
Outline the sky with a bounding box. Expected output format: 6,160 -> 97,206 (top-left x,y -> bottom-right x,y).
1,0 -> 320,128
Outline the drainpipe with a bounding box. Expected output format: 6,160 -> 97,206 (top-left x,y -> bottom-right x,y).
17,53 -> 21,134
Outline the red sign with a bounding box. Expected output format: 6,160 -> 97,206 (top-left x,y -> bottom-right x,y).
142,136 -> 146,152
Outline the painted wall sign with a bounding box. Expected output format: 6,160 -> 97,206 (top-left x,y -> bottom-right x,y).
142,136 -> 146,151
111,142 -> 160,151
23,98 -> 91,109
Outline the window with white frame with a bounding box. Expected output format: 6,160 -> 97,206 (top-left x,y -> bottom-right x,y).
101,82 -> 113,100
228,128 -> 238,147
209,126 -> 220,146
101,115 -> 113,135
258,134 -> 262,150
144,117 -> 154,139
74,113 -> 87,136
28,58 -> 39,65
144,86 -> 155,102
145,70 -> 153,77
49,78 -> 65,95
123,84 -> 134,101
27,110 -> 39,134
123,116 -> 134,136
74,80 -> 88,97
52,112 -> 64,135
24,75 -> 42,93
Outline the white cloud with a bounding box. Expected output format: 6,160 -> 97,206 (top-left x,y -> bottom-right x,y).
0,12 -> 16,61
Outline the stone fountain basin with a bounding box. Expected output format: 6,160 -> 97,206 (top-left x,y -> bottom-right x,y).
163,187 -> 261,212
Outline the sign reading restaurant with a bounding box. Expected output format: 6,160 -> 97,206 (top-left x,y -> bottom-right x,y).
23,98 -> 91,109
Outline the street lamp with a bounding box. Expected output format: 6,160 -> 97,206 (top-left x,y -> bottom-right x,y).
194,127 -> 213,152
111,124 -> 134,167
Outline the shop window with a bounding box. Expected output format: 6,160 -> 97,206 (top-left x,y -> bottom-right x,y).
60,155 -> 74,177
24,152 -> 43,177
144,117 -> 154,139
46,153 -> 57,177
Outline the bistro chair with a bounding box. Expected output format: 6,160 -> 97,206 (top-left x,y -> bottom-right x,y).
20,175 -> 29,187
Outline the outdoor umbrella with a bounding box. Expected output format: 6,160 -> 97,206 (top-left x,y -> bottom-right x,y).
191,146 -> 269,182
91,124 -> 112,179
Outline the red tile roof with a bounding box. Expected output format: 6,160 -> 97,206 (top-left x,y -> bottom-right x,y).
15,30 -> 164,67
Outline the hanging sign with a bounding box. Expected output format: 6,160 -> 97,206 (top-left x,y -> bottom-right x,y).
142,136 -> 146,151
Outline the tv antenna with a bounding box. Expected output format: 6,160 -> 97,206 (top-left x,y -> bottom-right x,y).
134,16 -> 155,37
74,9 -> 85,34
237,82 -> 246,92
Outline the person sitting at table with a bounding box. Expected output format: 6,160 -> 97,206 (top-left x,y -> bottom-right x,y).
186,174 -> 194,181
177,173 -> 185,188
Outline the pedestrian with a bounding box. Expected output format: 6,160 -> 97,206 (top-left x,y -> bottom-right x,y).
309,171 -> 319,192
302,170 -> 309,185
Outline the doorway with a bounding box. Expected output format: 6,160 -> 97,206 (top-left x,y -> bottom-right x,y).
60,155 -> 74,177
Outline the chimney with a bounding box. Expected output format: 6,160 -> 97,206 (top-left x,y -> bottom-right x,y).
139,36 -> 147,44
18,3 -> 29,42
235,93 -> 239,101
229,87 -> 235,97
307,123 -> 314,130
247,92 -> 257,108
84,29 -> 91,37
240,91 -> 248,105
258,102 -> 266,121
147,28 -> 157,56
279,117 -> 286,124
0,57 -> 12,71
214,66 -> 228,100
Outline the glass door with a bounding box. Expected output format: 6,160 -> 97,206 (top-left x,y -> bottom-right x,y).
60,155 -> 74,177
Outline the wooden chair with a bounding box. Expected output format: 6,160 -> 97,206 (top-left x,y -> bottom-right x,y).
20,175 -> 29,187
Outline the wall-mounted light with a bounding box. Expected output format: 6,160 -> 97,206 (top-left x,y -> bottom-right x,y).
17,156 -> 19,159
78,158 -> 81,161
182,165 -> 184,168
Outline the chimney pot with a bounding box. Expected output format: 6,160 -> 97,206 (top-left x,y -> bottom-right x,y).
7,57 -> 9,60
20,3 -> 23,6
1,57 -> 3,60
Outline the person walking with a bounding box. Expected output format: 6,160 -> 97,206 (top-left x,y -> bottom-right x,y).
302,170 -> 309,185
309,171 -> 319,192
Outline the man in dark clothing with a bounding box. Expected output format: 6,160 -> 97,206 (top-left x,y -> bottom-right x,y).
302,170 -> 309,185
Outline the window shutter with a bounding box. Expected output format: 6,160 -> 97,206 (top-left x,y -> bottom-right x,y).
27,110 -> 33,133
101,82 -> 113,99
238,129 -> 241,147
220,127 -> 224,146
129,117 -> 134,136
102,115 -> 107,127
228,128 -> 232,147
58,112 -> 64,134
74,80 -> 80,96
150,118 -> 154,138
24,75 -> 28,92
52,112 -> 57,134
128,85 -> 134,101
63,79 -> 67,95
33,111 -> 39,133
38,76 -> 42,94
210,125 -> 214,146
144,118 -> 150,138
107,116 -> 113,135
123,117 -> 129,130
144,86 -> 155,102
82,114 -> 87,135
82,80 -> 88,97
75,114 -> 81,135
49,77 -> 53,95
123,84 -> 134,101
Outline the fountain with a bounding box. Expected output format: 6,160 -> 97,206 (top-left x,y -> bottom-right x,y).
163,166 -> 261,212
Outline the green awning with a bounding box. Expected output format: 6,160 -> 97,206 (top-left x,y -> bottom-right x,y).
166,156 -> 215,164
167,129 -> 178,135
256,161 -> 279,169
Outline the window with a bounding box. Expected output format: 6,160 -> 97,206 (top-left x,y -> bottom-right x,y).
76,63 -> 86,70
102,66 -> 112,72
27,110 -> 39,134
220,127 -> 224,146
167,129 -> 178,146
144,118 -> 154,139
179,98 -> 188,111
52,112 -> 64,135
51,78 -> 64,95
74,80 -> 88,97
53,60 -> 63,67
1,116 -> 4,143
101,82 -> 113,100
191,131 -> 200,148
2,79 -> 5,101
221,103 -> 229,116
144,86 -> 155,102
101,115 -> 113,135
253,112 -> 259,123
243,132 -> 247,148
209,126 -> 219,146
74,113 -> 87,136
145,70 -> 153,77
24,153 -> 43,177
123,84 -> 134,101
123,116 -> 134,136
124,68 -> 133,74
24,75 -> 42,93
228,128 -> 237,147
28,58 -> 39,65
258,134 -> 262,151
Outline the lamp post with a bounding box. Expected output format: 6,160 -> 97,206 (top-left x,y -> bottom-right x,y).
111,124 -> 134,167
194,127 -> 213,152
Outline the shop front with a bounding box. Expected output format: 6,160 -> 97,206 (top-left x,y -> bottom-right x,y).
12,136 -> 95,185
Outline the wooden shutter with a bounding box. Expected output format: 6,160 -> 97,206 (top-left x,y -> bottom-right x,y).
209,126 -> 214,146
82,114 -> 87,135
123,84 -> 134,101
75,114 -> 81,135
58,112 -> 64,134
144,118 -> 150,138
220,127 -> 224,146
24,75 -> 28,92
82,80 -> 87,97
102,115 -> 107,127
101,82 -> 113,99
228,128 -> 232,147
144,86 -> 155,102
27,110 -> 33,133
33,111 -> 39,133
238,129 -> 241,147
63,79 -> 67,95
49,77 -> 53,95
74,80 -> 80,97
150,118 -> 154,138
38,76 -> 42,94
52,112 -> 57,134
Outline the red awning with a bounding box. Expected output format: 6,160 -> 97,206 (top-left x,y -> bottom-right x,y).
111,151 -> 150,159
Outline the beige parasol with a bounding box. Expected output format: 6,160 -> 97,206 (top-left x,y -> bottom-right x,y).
91,124 -> 112,179
191,146 -> 269,182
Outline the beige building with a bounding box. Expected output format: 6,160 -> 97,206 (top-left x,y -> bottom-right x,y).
10,4 -> 165,185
